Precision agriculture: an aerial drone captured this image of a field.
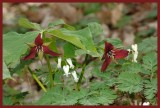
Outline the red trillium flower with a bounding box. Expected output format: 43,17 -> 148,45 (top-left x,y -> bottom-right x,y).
22,33 -> 60,60
101,41 -> 129,72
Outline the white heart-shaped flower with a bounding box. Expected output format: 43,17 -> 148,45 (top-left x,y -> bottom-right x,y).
66,58 -> 74,69
131,44 -> 138,63
71,71 -> 79,82
57,57 -> 62,68
63,65 -> 70,77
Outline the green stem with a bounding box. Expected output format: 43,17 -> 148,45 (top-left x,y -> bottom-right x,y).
28,67 -> 47,92
76,54 -> 88,91
77,64 -> 86,91
45,55 -> 54,88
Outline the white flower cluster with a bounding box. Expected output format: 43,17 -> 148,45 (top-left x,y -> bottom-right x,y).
57,57 -> 79,82
128,44 -> 138,63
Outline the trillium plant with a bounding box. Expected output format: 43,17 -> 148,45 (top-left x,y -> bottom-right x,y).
3,18 -> 157,106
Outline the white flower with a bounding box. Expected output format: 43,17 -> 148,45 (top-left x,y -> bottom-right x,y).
57,57 -> 62,68
71,71 -> 79,82
66,58 -> 74,69
142,102 -> 150,106
63,65 -> 70,77
131,44 -> 138,63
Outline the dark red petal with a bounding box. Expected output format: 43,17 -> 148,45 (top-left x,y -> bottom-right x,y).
113,49 -> 129,59
101,57 -> 111,72
104,41 -> 114,53
34,34 -> 43,46
43,46 -> 61,57
22,47 -> 37,60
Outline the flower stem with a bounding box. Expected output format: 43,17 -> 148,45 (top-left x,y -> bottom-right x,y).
76,54 -> 88,91
77,64 -> 86,91
27,67 -> 47,92
45,55 -> 54,88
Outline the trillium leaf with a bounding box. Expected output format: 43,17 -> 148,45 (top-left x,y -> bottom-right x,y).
48,19 -> 65,28
64,43 -> 76,58
117,72 -> 143,94
87,22 -> 103,36
47,27 -> 100,57
18,18 -> 42,30
3,31 -> 39,67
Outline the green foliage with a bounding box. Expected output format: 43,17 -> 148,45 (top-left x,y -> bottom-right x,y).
121,62 -> 144,74
48,27 -> 100,57
115,16 -> 131,28
142,52 -> 157,71
138,37 -> 157,53
48,19 -> 65,28
137,27 -> 156,37
18,18 -> 42,30
144,78 -> 157,100
35,85 -> 117,105
79,88 -> 117,105
146,8 -> 157,19
117,72 -> 143,94
3,96 -> 13,105
35,86 -> 88,105
3,31 -> 39,67
3,60 -> 11,79
87,22 -> 103,36
64,43 -> 76,58
80,3 -> 101,15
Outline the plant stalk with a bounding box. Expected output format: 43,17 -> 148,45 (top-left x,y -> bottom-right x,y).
28,67 -> 47,92
45,55 -> 54,88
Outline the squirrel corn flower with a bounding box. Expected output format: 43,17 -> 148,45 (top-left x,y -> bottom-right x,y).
66,58 -> 74,69
101,41 -> 129,72
22,33 -> 60,60
131,44 -> 138,63
71,71 -> 79,82
63,65 -> 70,77
57,57 -> 62,68
142,102 -> 150,106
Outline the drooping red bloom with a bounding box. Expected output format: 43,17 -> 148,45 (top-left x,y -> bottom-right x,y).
101,41 -> 129,72
22,33 -> 60,60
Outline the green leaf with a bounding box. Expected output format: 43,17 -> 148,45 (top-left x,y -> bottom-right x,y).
144,78 -> 157,100
18,18 -> 42,30
79,88 -> 117,105
48,19 -> 65,28
121,62 -> 144,74
48,28 -> 100,57
138,37 -> 157,53
117,72 -> 143,93
64,43 -> 76,58
35,87 -> 87,105
3,31 -> 39,67
3,60 -> 12,79
142,52 -> 157,71
87,22 -> 103,36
